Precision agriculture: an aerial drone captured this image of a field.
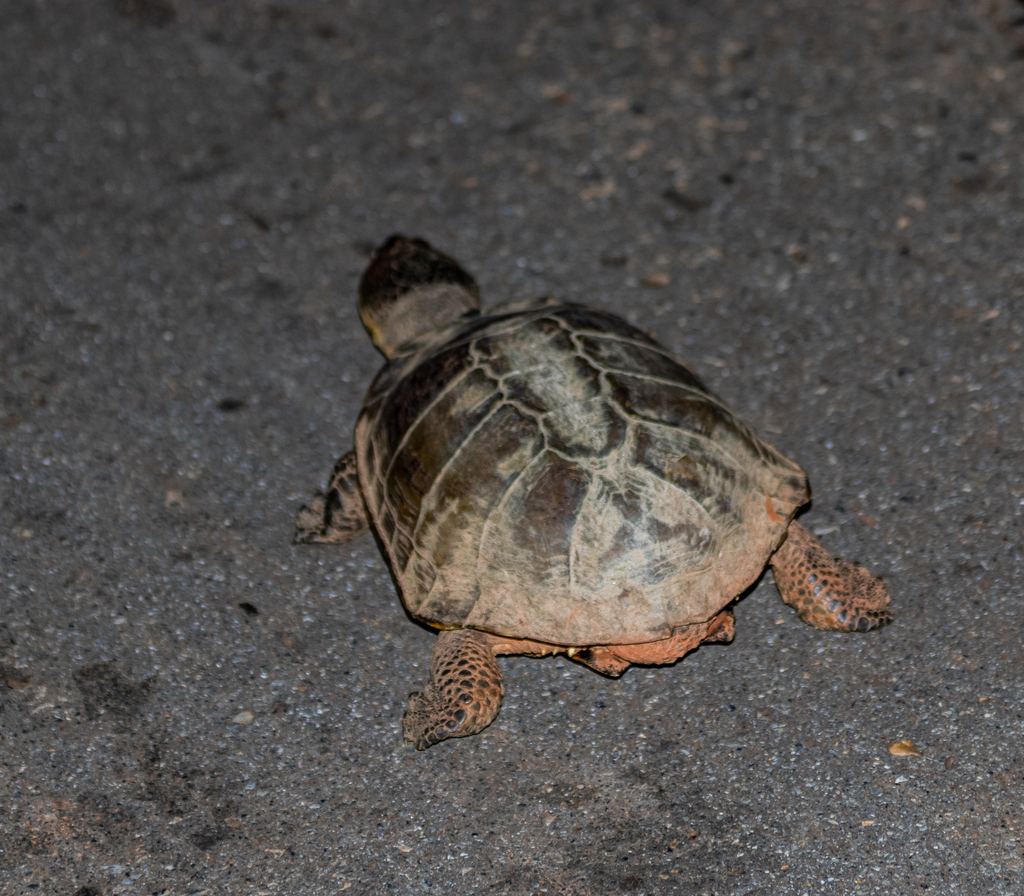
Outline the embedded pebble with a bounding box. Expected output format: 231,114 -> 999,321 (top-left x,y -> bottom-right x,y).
888,739 -> 922,757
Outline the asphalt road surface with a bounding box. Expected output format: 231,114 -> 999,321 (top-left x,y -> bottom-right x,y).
2,1 -> 1023,894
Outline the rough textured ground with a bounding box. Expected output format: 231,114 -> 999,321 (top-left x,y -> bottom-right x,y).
2,1 -> 1023,894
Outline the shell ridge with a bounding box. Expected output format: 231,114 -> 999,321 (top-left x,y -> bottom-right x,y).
565,452 -> 590,598
414,559 -> 476,623
472,445 -> 550,587
627,456 -> 721,630
600,368 -> 743,420
637,449 -> 719,527
401,400 -> 505,569
379,364 -> 484,487
549,304 -> 660,342
631,417 -> 753,483
605,379 -> 795,489
564,424 -> 631,599
628,416 -> 772,497
570,331 -> 779,459
576,330 -> 706,377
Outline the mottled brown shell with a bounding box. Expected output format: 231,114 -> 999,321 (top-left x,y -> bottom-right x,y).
355,299 -> 810,646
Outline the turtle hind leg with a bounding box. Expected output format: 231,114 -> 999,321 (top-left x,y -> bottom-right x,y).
771,521 -> 893,632
403,629 -> 504,750
294,450 -> 370,544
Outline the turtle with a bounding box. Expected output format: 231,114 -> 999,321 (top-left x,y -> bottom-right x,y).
295,235 -> 892,750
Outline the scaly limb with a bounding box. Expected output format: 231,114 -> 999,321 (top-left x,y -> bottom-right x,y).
771,521 -> 892,632
294,450 -> 370,544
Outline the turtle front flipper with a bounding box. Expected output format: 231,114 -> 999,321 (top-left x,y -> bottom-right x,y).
771,521 -> 892,632
294,450 -> 370,544
403,629 -> 504,750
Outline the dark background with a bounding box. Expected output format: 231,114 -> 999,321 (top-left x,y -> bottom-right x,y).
2,1 -> 1023,894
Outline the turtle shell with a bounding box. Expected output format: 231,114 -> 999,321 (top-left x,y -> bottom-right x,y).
355,299 -> 810,646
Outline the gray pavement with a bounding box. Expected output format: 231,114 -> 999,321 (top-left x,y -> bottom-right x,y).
2,1 -> 1023,894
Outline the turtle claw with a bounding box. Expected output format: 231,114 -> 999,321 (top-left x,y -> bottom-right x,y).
293,495 -> 330,543
405,697 -> 470,750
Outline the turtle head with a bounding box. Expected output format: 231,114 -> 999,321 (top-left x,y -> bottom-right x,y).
358,235 -> 481,358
